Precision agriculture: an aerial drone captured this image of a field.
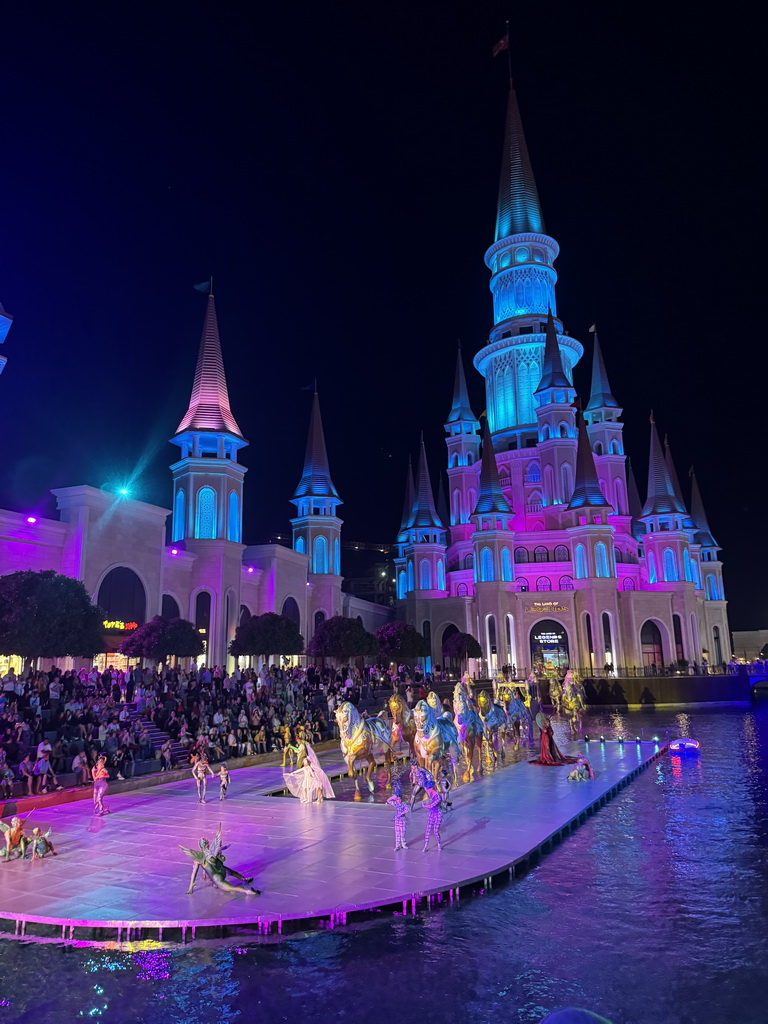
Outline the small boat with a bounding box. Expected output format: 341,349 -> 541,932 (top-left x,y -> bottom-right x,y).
669,737 -> 701,754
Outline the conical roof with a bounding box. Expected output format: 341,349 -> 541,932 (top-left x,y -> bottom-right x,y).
689,468 -> 718,548
408,438 -> 443,529
473,421 -> 512,515
436,472 -> 450,528
585,330 -> 619,410
664,436 -> 688,512
292,391 -> 340,500
567,410 -> 609,510
175,293 -> 244,438
626,458 -> 646,539
495,84 -> 545,240
535,310 -> 570,393
445,344 -> 477,424
641,417 -> 686,517
396,457 -> 416,540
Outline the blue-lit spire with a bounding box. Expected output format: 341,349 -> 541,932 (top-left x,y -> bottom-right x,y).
664,436 -> 689,514
567,410 -> 609,510
626,458 -> 646,539
409,437 -> 443,529
445,343 -> 477,424
586,330 -> 619,411
689,468 -> 718,548
535,310 -> 571,393
495,84 -> 545,240
292,390 -> 340,501
396,457 -> 415,542
473,420 -> 512,515
641,416 -> 686,518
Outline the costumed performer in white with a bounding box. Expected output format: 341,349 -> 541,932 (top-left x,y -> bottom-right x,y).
283,743 -> 336,804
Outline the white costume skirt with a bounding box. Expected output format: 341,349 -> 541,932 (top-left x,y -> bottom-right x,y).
283,763 -> 335,803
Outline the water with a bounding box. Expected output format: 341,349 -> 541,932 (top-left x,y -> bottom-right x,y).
1,705 -> 767,1024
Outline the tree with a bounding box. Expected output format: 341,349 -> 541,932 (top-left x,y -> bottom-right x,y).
374,620 -> 429,662
307,615 -> 379,661
442,631 -> 482,671
0,569 -> 105,660
229,612 -> 304,660
119,616 -> 204,661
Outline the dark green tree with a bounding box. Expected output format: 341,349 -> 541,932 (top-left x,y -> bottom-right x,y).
229,612 -> 304,660
0,569 -> 105,660
306,615 -> 378,661
374,620 -> 429,661
442,631 -> 482,671
119,615 -> 204,661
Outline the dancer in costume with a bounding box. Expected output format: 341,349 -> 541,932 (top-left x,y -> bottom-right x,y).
92,754 -> 111,815
386,779 -> 410,850
530,710 -> 578,767
191,754 -> 215,803
219,765 -> 230,801
283,742 -> 335,804
30,827 -> 58,859
1,816 -> 29,860
180,823 -> 260,895
421,776 -> 443,852
566,755 -> 595,782
408,762 -> 434,810
437,766 -> 453,812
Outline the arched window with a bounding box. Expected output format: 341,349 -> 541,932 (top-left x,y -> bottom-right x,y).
559,575 -> 574,591
595,542 -> 610,578
419,559 -> 432,590
574,544 -> 587,579
561,463 -> 573,503
610,440 -> 621,455
314,610 -> 326,631
195,486 -> 217,539
501,547 -> 513,581
541,424 -> 551,441
295,536 -> 305,554
407,562 -> 414,591
525,462 -> 541,483
451,489 -> 463,525
457,583 -> 469,597
463,553 -> 474,570
227,491 -> 240,542
640,620 -> 663,668
536,576 -> 552,592
648,551 -> 657,584
516,578 -> 529,592
98,567 -> 147,625
397,570 -> 406,599
528,490 -> 542,511
466,453 -> 474,466
594,442 -> 604,456
534,545 -> 548,563
514,547 -> 529,563
195,591 -> 211,638
480,547 -> 494,582
173,489 -> 185,542
437,559 -> 446,590
313,535 -> 328,574
161,594 -> 180,619
281,596 -> 300,627
663,548 -> 678,582
623,577 -> 635,591
558,422 -> 569,438
713,625 -> 722,664
334,539 -> 340,574
602,612 -> 613,664
673,613 -> 684,662
554,544 -> 569,561
705,574 -> 718,600
692,558 -> 701,588
683,548 -> 693,583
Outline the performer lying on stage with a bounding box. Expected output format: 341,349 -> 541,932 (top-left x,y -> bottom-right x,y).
1,816 -> 29,860
566,755 -> 595,782
180,824 -> 260,895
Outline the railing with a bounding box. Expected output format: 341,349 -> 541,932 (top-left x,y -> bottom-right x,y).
570,664 -> 754,679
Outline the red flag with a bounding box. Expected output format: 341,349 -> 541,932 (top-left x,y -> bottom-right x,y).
492,34 -> 509,58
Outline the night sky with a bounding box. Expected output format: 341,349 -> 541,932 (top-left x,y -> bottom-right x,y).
0,3 -> 764,628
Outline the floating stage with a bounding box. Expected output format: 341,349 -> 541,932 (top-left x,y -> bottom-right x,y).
0,738 -> 666,944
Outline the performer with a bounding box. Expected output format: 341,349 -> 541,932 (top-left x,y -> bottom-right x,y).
30,827 -> 58,860
386,779 -> 410,850
0,816 -> 29,860
283,743 -> 335,804
180,823 -> 260,895
218,765 -> 230,801
408,762 -> 433,810
437,766 -> 453,812
566,755 -> 595,782
530,711 -> 578,767
92,754 -> 111,815
191,754 -> 215,803
421,777 -> 443,852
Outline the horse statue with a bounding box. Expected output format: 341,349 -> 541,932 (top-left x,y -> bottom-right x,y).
548,675 -> 563,714
427,691 -> 452,719
476,689 -> 507,763
453,684 -> 485,782
387,692 -> 417,759
501,689 -> 533,748
335,701 -> 393,793
561,670 -> 586,734
413,699 -> 460,784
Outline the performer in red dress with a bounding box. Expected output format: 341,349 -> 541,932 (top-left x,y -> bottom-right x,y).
530,711 -> 578,766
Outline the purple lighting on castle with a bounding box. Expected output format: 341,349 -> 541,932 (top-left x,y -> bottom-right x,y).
26,516 -> 37,524
171,548 -> 178,555
247,566 -> 254,573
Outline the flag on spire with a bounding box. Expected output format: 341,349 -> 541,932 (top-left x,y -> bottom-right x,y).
492,34 -> 509,58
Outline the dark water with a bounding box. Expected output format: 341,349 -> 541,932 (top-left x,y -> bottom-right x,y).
1,704 -> 767,1024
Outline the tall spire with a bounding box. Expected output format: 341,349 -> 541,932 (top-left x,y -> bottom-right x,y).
586,330 -> 619,410
664,436 -> 688,512
626,457 -> 645,539
641,416 -> 686,517
292,391 -> 340,500
689,468 -> 718,548
473,420 -> 512,515
495,83 -> 545,240
436,472 -> 450,528
175,293 -> 244,439
445,343 -> 477,424
535,310 -> 570,392
567,409 -> 609,509
409,437 -> 443,529
397,457 -> 416,540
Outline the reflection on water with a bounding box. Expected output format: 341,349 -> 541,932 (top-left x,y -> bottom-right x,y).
2,705 -> 768,1024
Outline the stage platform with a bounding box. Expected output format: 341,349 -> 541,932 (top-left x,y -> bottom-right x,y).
0,738 -> 666,944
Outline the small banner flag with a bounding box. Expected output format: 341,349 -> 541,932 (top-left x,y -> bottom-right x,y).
300,381 -> 316,392
194,281 -> 211,294
492,34 -> 509,58
589,323 -> 597,332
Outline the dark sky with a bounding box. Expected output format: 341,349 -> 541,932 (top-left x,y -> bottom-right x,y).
0,3 -> 764,628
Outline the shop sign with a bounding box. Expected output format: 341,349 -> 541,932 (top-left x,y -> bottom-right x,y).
103,620 -> 138,632
524,600 -> 569,614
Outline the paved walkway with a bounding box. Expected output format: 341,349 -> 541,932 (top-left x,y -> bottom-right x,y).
0,738 -> 663,939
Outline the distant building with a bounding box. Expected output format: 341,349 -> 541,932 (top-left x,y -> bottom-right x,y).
731,631 -> 768,661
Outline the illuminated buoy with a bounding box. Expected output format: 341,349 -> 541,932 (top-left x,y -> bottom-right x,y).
669,738 -> 700,754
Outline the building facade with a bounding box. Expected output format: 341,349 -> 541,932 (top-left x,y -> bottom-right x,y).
395,84 -> 730,675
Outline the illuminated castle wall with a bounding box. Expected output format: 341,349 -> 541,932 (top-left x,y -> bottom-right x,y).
0,293 -> 389,670
395,84 -> 730,674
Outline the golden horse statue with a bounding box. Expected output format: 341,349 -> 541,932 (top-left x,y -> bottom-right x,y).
335,701 -> 393,793
387,693 -> 417,758
413,699 -> 460,785
453,684 -> 485,782
476,689 -> 508,763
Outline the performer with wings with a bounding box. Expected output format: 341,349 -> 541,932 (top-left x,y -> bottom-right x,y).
1,816 -> 30,860
30,827 -> 58,860
180,824 -> 261,895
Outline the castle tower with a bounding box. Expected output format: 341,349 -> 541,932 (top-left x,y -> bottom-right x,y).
474,84 -> 583,450
689,467 -> 729,662
169,287 -> 247,666
394,458 -> 415,599
0,300 -> 12,377
444,344 -> 481,577
399,438 -> 447,596
534,310 -> 576,508
584,329 -> 629,515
